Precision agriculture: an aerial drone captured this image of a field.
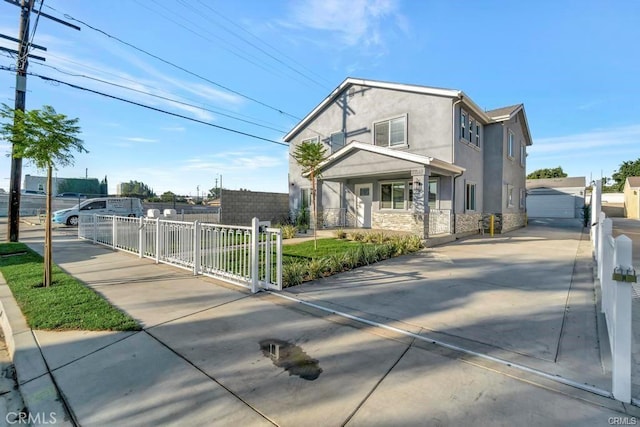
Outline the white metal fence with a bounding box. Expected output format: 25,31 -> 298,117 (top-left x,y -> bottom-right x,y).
78,215 -> 282,292
590,180 -> 636,403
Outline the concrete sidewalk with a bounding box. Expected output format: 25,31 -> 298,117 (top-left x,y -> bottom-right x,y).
2,220 -> 639,425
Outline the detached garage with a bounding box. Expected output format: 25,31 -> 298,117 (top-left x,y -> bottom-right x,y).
526,177 -> 586,219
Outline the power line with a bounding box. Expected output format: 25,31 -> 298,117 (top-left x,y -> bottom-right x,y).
39,6 -> 303,121
178,0 -> 330,90
0,65 -> 289,147
30,61 -> 288,133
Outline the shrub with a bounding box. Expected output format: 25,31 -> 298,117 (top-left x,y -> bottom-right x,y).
326,253 -> 344,274
279,224 -> 297,239
348,231 -> 365,242
283,260 -> 307,287
333,228 -> 347,239
306,258 -> 327,280
581,204 -> 591,228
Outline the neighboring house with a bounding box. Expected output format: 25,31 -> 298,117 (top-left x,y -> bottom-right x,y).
624,177 -> 640,219
23,174 -> 64,194
285,77 -> 532,239
23,174 -> 105,197
525,177 -> 586,218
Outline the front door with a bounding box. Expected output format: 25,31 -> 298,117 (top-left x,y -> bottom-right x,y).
354,184 -> 372,228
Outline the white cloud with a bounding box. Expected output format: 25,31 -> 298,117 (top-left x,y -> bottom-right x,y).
531,124 -> 640,154
286,0 -> 404,48
182,150 -> 284,172
123,137 -> 158,143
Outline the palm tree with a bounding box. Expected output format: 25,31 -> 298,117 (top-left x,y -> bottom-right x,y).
0,104 -> 85,287
292,140 -> 327,250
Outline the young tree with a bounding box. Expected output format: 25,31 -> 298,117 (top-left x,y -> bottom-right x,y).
292,140 -> 327,250
0,104 -> 85,287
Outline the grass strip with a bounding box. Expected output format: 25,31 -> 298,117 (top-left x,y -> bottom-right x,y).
0,243 -> 140,331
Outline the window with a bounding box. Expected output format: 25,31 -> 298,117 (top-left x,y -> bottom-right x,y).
475,123 -> 480,146
508,131 -> 515,158
359,187 -> 370,197
465,183 -> 476,211
520,188 -> 526,209
374,116 -> 406,147
507,185 -> 514,207
80,200 -> 106,211
469,118 -> 474,142
520,143 -> 526,167
460,111 -> 467,140
300,189 -> 310,209
37,183 -> 44,191
381,182 -> 407,209
330,131 -> 345,152
428,178 -> 438,209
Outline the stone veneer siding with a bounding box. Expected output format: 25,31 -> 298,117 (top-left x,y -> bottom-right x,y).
371,211 -> 426,238
455,213 -> 482,235
500,213 -> 526,233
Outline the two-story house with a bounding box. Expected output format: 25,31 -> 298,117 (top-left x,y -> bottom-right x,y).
285,78 -> 532,239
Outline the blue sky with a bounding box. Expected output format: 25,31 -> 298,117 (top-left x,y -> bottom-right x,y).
1,0 -> 639,195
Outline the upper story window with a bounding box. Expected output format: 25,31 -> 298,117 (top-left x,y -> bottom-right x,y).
460,111 -> 467,140
507,131 -> 515,158
520,142 -> 526,167
374,116 -> 406,147
475,123 -> 480,146
469,117 -> 474,142
330,131 -> 345,152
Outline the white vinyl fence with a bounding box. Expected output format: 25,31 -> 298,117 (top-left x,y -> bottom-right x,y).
590,180 -> 636,403
78,215 -> 282,292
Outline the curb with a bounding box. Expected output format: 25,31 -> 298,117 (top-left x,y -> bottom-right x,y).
0,274 -> 73,426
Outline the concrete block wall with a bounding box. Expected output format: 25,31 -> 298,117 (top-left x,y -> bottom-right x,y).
220,190 -> 289,226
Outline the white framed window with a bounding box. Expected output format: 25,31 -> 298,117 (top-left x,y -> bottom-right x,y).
460,111 -> 467,140
37,183 -> 44,191
330,131 -> 345,152
507,131 -> 515,158
520,143 -> 526,167
519,188 -> 526,209
507,185 -> 514,207
374,116 -> 406,147
380,181 -> 408,210
469,117 -> 474,142
465,182 -> 476,211
475,122 -> 480,146
300,188 -> 310,209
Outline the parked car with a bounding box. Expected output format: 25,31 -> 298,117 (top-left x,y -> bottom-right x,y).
21,189 -> 46,196
56,192 -> 87,199
52,197 -> 144,226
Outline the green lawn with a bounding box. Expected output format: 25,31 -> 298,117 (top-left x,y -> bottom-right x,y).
0,243 -> 140,331
282,238 -> 360,259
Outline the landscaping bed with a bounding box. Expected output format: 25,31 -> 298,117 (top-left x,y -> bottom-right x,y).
0,243 -> 140,331
281,231 -> 423,287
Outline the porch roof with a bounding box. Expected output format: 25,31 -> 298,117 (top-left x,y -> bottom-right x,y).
305,142 -> 465,179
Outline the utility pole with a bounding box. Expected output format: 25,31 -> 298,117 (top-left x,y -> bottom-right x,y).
3,0 -> 79,242
6,0 -> 34,242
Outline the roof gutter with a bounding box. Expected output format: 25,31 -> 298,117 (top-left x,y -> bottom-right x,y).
451,95 -> 463,231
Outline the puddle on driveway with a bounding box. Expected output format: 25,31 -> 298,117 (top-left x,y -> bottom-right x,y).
259,339 -> 322,381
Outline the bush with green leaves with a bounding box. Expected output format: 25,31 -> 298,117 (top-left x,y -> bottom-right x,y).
278,224 -> 297,239
306,258 -> 327,280
348,231 -> 365,242
333,228 -> 347,239
283,260 -> 307,288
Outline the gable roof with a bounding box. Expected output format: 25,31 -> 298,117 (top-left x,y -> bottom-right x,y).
627,176 -> 640,188
309,141 -> 465,177
284,77 -> 504,142
485,103 -> 533,146
526,177 -> 586,189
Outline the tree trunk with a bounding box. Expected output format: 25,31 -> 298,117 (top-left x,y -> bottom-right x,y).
44,165 -> 53,287
311,171 -> 317,250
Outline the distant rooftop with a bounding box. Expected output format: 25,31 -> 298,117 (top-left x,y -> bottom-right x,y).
526,177 -> 586,189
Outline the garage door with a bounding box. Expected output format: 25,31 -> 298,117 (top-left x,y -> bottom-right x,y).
527,194 -> 575,218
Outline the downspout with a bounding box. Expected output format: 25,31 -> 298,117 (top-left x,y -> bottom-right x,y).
451,96 -> 463,234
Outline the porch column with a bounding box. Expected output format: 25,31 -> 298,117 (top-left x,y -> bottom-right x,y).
411,168 -> 430,238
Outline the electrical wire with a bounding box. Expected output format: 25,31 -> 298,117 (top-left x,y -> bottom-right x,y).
0,65 -> 288,147
26,0 -> 44,56
30,61 -> 288,133
37,6 -> 303,121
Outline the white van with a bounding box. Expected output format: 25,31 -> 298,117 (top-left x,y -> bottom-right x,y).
52,197 -> 144,226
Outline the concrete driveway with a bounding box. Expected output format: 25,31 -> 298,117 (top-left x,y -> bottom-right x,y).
285,218 -> 608,388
